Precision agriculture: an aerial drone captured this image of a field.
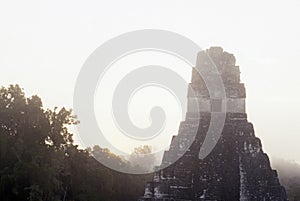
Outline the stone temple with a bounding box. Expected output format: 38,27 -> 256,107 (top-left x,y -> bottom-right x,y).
139,47 -> 288,201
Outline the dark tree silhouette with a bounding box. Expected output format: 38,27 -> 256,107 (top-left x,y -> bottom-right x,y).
0,85 -> 151,201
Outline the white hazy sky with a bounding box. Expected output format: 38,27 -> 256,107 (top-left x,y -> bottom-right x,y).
1,0 -> 300,163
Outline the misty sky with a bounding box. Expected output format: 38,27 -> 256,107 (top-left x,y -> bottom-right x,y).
1,0 -> 300,163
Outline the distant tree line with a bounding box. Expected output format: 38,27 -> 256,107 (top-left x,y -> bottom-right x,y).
0,85 -> 152,201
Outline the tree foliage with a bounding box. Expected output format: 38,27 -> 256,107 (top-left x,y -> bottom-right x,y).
128,145 -> 156,172
0,85 -> 151,201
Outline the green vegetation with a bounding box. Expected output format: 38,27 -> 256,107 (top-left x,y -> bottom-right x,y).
0,85 -> 151,201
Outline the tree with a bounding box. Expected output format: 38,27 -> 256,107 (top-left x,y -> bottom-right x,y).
0,84 -> 152,201
0,85 -> 76,201
128,145 -> 156,172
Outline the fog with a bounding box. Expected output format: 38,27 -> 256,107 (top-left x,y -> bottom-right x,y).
1,0 -> 300,163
